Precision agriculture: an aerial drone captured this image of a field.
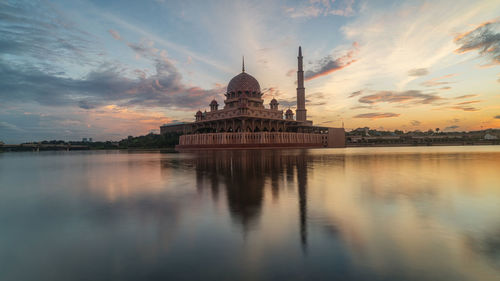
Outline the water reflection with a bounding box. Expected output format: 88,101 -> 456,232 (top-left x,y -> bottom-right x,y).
174,148 -> 500,280
184,150 -> 312,250
1,147 -> 500,281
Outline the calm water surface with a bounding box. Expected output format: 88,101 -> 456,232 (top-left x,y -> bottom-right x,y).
1,146 -> 500,281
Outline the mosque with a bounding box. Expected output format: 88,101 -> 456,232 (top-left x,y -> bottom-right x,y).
161,47 -> 345,150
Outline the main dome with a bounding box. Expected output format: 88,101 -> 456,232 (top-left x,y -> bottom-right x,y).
227,72 -> 261,93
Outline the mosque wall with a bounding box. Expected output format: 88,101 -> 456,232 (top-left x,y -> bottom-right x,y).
176,130 -> 346,149
177,132 -> 323,149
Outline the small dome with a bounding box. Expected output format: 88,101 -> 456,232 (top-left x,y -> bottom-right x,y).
210,99 -> 218,105
196,110 -> 203,116
270,98 -> 278,104
227,72 -> 260,94
285,109 -> 294,115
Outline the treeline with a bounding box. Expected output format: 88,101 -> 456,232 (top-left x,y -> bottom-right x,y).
5,133 -> 182,151
118,133 -> 181,149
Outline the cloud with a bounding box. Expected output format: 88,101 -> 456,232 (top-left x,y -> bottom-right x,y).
304,92 -> 327,106
348,90 -> 362,98
308,92 -> 325,99
78,100 -> 99,110
358,90 -> 443,105
262,87 -> 285,99
456,100 -> 480,105
337,0 -> 496,95
1,104 -> 177,143
0,1 -> 97,67
421,74 -> 457,87
350,105 -> 378,110
0,41 -> 222,110
408,68 -> 429,77
444,125 -> 459,131
286,69 -> 295,77
305,42 -> 358,80
450,105 -> 479,111
285,0 -> 355,18
277,98 -> 296,108
454,94 -> 478,99
495,115 -> 500,119
95,7 -> 232,74
108,29 -> 121,40
353,112 -> 400,119
454,20 -> 500,65
410,120 -> 421,126
0,3 -> 223,114
440,87 -> 452,90
306,101 -> 327,106
0,121 -> 23,132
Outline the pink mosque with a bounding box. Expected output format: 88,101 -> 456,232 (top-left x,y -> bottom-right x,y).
160,47 -> 345,150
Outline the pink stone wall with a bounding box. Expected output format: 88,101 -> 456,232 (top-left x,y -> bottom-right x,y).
179,132 -> 323,146
176,130 -> 345,150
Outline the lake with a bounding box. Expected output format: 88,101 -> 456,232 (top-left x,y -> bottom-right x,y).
1,146 -> 499,281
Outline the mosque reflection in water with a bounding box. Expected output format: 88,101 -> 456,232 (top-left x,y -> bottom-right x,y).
163,150 -> 320,249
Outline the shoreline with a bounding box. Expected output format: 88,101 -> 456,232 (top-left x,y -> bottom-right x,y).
1,142 -> 499,153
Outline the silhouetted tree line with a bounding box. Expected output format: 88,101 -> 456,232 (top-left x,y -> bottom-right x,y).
5,133 -> 181,151
118,133 -> 181,148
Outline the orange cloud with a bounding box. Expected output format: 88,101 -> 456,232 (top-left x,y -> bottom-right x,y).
456,100 -> 481,105
421,74 -> 457,87
353,112 -> 400,119
450,106 -> 480,111
358,90 -> 443,105
454,94 -> 478,99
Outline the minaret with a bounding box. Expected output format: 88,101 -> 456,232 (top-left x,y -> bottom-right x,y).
296,46 -> 307,122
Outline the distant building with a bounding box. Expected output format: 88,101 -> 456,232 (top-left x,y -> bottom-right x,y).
160,122 -> 191,135
161,47 -> 345,150
352,127 -> 370,136
484,133 -> 498,140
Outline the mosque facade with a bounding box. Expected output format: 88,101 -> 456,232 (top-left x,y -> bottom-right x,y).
161,47 -> 345,150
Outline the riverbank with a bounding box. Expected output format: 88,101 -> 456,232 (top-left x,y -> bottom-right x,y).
346,141 -> 499,147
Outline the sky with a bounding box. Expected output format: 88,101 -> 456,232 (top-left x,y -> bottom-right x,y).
1,0 -> 500,143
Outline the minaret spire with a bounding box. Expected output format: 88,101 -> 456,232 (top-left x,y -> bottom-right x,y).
242,56 -> 245,72
296,46 -> 307,122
